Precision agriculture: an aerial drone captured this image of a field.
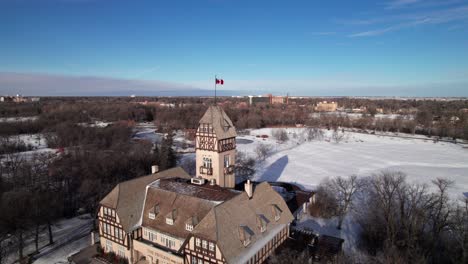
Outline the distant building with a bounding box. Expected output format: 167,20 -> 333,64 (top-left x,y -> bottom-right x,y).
269,94 -> 288,104
314,101 -> 338,112
351,106 -> 367,113
98,106 -> 296,264
0,95 -> 29,103
249,95 -> 270,105
248,94 -> 288,105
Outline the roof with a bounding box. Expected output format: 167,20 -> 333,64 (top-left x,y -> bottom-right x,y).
199,106 -> 237,140
154,178 -> 240,202
100,167 -> 190,232
141,181 -> 225,239
192,182 -> 294,264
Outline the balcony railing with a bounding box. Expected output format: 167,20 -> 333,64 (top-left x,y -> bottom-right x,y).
199,166 -> 213,175
224,165 -> 235,175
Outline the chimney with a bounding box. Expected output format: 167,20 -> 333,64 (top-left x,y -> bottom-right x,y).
245,180 -> 253,199
310,193 -> 316,204
90,231 -> 95,245
151,165 -> 159,174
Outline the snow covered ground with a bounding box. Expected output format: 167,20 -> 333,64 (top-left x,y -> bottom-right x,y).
0,116 -> 39,122
6,133 -> 48,149
237,128 -> 468,197
4,215 -> 93,264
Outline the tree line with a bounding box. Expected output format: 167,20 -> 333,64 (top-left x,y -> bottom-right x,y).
306,171 -> 468,264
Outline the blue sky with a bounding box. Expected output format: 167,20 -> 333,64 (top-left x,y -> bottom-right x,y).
1,0 -> 468,96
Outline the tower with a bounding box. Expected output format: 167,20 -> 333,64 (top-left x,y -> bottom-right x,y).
195,106 -> 237,188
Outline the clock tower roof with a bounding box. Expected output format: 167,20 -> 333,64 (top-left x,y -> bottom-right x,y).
199,106 -> 237,140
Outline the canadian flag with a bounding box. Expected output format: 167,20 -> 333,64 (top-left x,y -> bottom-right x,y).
215,78 -> 224,85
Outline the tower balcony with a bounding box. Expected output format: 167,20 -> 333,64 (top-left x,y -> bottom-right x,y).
223,165 -> 235,175
199,166 -> 213,175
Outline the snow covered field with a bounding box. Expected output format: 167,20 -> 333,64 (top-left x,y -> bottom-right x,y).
237,128 -> 468,197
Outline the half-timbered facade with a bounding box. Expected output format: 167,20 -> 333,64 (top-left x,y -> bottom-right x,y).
97,106 -> 296,264
195,106 -> 237,188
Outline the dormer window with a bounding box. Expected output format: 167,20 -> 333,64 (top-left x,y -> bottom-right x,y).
256,214 -> 269,233
271,204 -> 282,221
238,225 -> 253,247
166,208 -> 177,225
148,204 -> 159,220
166,218 -> 174,225
185,216 -> 198,232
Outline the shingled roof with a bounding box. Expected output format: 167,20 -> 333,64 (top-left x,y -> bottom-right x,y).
199,106 -> 237,140
143,185 -> 216,239
100,167 -> 190,232
191,182 -> 294,263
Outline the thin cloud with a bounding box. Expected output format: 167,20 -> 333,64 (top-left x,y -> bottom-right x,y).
385,0 -> 463,10
385,0 -> 422,10
0,72 -> 199,96
349,5 -> 468,37
310,31 -> 336,36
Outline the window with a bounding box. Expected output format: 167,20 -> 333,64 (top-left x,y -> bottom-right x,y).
115,228 -> 124,240
209,242 -> 215,251
202,240 -> 207,249
148,230 -> 156,242
260,225 -> 266,233
149,212 -> 155,219
161,235 -> 175,248
117,245 -> 125,258
106,240 -> 113,252
195,238 -> 201,247
243,238 -> 251,247
192,256 -> 198,264
186,223 -> 193,232
203,156 -> 212,168
166,217 -> 174,225
103,207 -> 114,218
102,223 -> 110,235
224,155 -> 230,168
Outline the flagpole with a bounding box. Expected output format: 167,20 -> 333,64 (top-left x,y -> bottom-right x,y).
214,74 -> 217,105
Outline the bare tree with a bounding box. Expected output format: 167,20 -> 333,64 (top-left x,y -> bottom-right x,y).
235,151 -> 256,181
306,127 -> 323,141
450,196 -> 468,264
427,178 -> 454,259
0,232 -> 7,264
325,175 -> 363,229
255,144 -> 272,161
273,129 -> 289,143
332,129 -> 347,144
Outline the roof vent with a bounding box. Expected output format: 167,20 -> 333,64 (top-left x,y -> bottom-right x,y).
210,179 -> 216,186
245,180 -> 253,199
191,177 -> 206,185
